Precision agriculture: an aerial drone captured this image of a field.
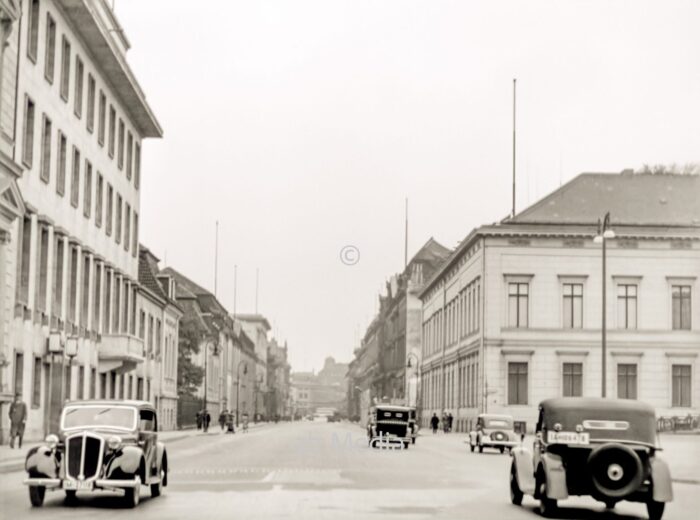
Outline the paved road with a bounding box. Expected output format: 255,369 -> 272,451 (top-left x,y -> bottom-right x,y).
0,421 -> 698,519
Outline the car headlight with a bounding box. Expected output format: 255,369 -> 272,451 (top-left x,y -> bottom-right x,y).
45,434 -> 59,449
107,435 -> 122,451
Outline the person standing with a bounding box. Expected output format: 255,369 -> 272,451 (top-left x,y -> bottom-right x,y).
196,410 -> 203,430
203,409 -> 211,433
9,394 -> 27,449
218,410 -> 226,432
430,413 -> 439,434
447,413 -> 454,433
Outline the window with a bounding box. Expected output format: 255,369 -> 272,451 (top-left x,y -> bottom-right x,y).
83,160 -> 92,218
78,366 -> 85,399
508,282 -> 528,328
108,105 -> 116,157
32,357 -> 41,408
93,262 -> 101,331
672,365 -> 692,407
60,36 -> 71,101
52,235 -> 64,318
90,368 -> 97,399
56,130 -> 67,195
22,95 -> 35,167
95,173 -> 103,227
65,365 -> 72,400
563,283 -> 583,329
617,364 -> 637,400
134,142 -> 141,188
139,310 -> 145,339
70,146 -> 80,208
44,13 -> 56,82
132,213 -> 138,256
86,75 -> 96,132
106,184 -> 113,236
562,363 -> 583,397
507,362 -> 528,405
74,57 -> 84,118
126,131 -> 133,179
40,115 -> 52,183
27,0 -> 40,62
117,119 -> 125,169
98,91 -> 106,145
672,285 -> 691,330
115,194 -> 122,244
617,284 -> 637,329
14,353 -> 23,396
124,203 -> 131,251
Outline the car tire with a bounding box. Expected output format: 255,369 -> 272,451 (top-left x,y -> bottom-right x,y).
510,462 -> 524,506
537,472 -> 557,518
123,477 -> 141,508
65,489 -> 78,504
470,443 -> 475,453
151,465 -> 164,497
29,486 -> 45,507
500,446 -> 506,454
478,443 -> 484,453
412,437 -> 416,445
403,442 -> 409,450
646,500 -> 665,520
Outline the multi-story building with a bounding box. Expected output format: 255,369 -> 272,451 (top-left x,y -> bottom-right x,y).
0,0 -> 26,444
236,314 -> 270,419
137,246 -> 182,430
420,172 -> 700,433
8,0 -> 161,440
266,337 -> 290,419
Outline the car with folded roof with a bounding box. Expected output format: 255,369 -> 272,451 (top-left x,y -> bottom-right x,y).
23,400 -> 168,508
509,397 -> 672,519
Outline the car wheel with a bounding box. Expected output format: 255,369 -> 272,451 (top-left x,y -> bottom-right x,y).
646,500 -> 665,520
470,443 -> 475,452
28,486 -> 45,507
510,462 -> 524,506
123,477 -> 141,508
151,465 -> 164,497
478,443 -> 484,453
537,472 -> 557,517
403,442 -> 409,450
412,437 -> 416,445
65,489 -> 78,503
500,446 -> 506,454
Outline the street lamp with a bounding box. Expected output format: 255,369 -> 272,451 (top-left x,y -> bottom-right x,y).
202,339 -> 220,413
236,361 -> 247,426
594,212 -> 615,398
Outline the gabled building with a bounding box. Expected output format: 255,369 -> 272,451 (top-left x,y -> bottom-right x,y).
236,314 -> 270,420
266,337 -> 290,419
420,172 -> 700,433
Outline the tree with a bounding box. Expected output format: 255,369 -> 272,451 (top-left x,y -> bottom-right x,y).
177,317 -> 204,397
636,162 -> 700,175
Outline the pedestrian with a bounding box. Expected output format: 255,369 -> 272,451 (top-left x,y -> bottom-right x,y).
196,410 -> 203,430
430,413 -> 439,434
225,410 -> 235,433
203,409 -> 211,433
218,409 -> 226,432
9,394 -> 27,449
442,413 -> 449,433
447,413 -> 454,433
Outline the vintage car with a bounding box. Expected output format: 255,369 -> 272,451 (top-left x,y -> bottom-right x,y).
23,400 -> 169,508
367,404 -> 411,449
408,408 -> 419,445
509,397 -> 672,519
469,413 -> 519,453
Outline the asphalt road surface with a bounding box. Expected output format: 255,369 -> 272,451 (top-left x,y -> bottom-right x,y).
0,421 -> 698,519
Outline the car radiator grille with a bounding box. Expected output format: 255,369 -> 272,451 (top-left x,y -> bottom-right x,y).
66,433 -> 103,480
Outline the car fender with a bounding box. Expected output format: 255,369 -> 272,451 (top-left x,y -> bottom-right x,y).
650,456 -> 673,502
105,446 -> 144,479
511,446 -> 536,495
541,452 -> 569,500
25,446 -> 59,478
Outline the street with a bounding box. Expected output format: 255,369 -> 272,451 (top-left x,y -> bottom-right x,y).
1,422 -> 698,520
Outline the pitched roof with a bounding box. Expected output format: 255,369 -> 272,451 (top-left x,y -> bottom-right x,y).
138,247 -> 168,302
235,314 -> 271,330
511,172 -> 700,227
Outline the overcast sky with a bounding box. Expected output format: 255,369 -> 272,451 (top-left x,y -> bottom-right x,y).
115,0 -> 699,372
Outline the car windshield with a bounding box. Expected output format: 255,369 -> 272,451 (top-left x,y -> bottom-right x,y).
378,410 -> 407,421
62,406 -> 137,430
484,418 -> 512,429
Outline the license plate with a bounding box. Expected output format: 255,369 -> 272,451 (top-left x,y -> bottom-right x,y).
547,431 -> 590,445
63,480 -> 93,491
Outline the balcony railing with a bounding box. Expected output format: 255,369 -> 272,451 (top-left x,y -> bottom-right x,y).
98,334 -> 145,374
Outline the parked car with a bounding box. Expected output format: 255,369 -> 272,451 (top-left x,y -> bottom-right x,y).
367,404 -> 411,449
509,397 -> 672,519
469,413 -> 519,453
23,400 -> 169,508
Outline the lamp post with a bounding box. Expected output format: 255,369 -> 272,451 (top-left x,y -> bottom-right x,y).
203,339 -> 219,413
594,212 -> 615,398
236,360 -> 247,426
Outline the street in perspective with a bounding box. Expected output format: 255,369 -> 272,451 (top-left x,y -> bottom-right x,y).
1,1 -> 699,520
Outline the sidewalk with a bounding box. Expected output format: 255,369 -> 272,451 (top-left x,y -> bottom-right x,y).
0,421 -> 270,474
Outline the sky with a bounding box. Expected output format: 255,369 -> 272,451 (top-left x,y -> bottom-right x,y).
114,0 -> 700,372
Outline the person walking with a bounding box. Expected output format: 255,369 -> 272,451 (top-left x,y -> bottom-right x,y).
203,409 -> 211,433
447,413 -> 454,433
218,410 -> 226,432
9,394 -> 27,449
430,413 -> 439,434
196,410 -> 203,430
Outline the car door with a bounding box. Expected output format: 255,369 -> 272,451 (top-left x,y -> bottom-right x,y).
139,409 -> 158,481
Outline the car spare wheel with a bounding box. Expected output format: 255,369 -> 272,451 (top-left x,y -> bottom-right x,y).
587,443 -> 643,499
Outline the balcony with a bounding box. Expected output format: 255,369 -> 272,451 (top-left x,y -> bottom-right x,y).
98,334 -> 145,374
